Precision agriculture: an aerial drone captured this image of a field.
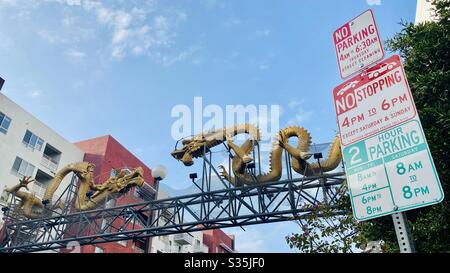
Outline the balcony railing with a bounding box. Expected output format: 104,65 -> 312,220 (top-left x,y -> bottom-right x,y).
170,245 -> 182,253
32,182 -> 47,198
219,243 -> 235,253
40,154 -> 58,173
173,233 -> 193,245
193,244 -> 209,253
163,244 -> 171,253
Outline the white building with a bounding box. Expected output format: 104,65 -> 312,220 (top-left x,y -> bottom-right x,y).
416,0 -> 438,24
150,189 -> 209,253
0,92 -> 85,225
151,231 -> 209,253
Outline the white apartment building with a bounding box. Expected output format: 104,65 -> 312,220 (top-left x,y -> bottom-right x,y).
151,231 -> 209,253
0,92 -> 85,225
150,189 -> 209,253
416,0 -> 438,24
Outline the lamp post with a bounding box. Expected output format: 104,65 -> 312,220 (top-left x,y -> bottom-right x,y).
144,165 -> 167,253
313,152 -> 328,203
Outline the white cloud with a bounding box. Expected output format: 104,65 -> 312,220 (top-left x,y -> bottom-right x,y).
288,101 -> 300,109
29,89 -> 41,98
133,147 -> 144,155
287,99 -> 306,109
0,0 -> 37,8
366,0 -> 381,6
0,32 -> 13,51
285,99 -> 314,125
153,45 -> 203,66
231,228 -> 266,252
249,29 -> 272,40
84,3 -> 188,61
258,63 -> 269,70
200,0 -> 225,9
255,52 -> 275,72
66,0 -> 81,6
37,20 -> 95,45
64,48 -> 87,62
222,16 -> 241,27
229,222 -> 296,253
0,0 -> 40,20
0,0 -> 17,5
3,0 -> 193,62
287,110 -> 314,125
192,57 -> 203,65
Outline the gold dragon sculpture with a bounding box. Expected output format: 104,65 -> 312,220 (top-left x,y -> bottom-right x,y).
4,162 -> 145,219
171,124 -> 342,186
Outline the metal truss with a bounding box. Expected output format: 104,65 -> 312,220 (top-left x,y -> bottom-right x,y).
0,142 -> 346,253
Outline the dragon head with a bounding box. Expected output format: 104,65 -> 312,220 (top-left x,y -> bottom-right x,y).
171,135 -> 215,166
115,167 -> 145,192
72,162 -> 96,181
93,167 -> 145,197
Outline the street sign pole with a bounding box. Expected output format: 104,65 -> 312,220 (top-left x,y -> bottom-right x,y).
392,212 -> 415,253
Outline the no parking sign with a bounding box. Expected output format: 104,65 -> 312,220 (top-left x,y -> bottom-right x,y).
333,9 -> 384,79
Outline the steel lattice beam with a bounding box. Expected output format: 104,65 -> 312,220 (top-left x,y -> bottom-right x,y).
0,172 -> 346,253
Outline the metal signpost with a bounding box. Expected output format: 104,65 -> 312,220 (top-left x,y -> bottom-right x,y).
333,10 -> 444,253
333,9 -> 384,79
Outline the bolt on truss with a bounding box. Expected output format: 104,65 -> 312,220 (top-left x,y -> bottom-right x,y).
0,143 -> 347,253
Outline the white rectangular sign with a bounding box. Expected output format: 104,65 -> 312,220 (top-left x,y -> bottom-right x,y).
333,9 -> 384,79
342,119 -> 444,221
333,55 -> 417,146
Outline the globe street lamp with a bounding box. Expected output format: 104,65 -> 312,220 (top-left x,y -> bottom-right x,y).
145,165 -> 167,253
152,165 -> 168,182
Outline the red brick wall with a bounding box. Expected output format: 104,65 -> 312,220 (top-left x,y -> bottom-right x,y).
203,229 -> 235,253
74,135 -> 155,189
73,135 -> 155,253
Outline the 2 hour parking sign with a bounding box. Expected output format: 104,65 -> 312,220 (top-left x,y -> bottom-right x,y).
342,119 -> 444,220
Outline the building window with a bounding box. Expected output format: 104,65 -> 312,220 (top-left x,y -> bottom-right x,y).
0,111 -> 12,134
32,181 -> 47,197
134,183 -> 156,202
41,144 -> 61,172
32,170 -> 53,198
94,247 -> 104,253
1,188 -> 10,203
111,168 -> 132,178
11,157 -> 35,178
133,241 -> 146,253
23,130 -> 44,151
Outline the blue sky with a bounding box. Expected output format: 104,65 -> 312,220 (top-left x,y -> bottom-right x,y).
0,0 -> 417,252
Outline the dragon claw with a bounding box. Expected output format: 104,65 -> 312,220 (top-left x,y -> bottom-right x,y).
278,131 -> 287,146
19,176 -> 35,190
242,155 -> 253,164
218,165 -> 229,179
